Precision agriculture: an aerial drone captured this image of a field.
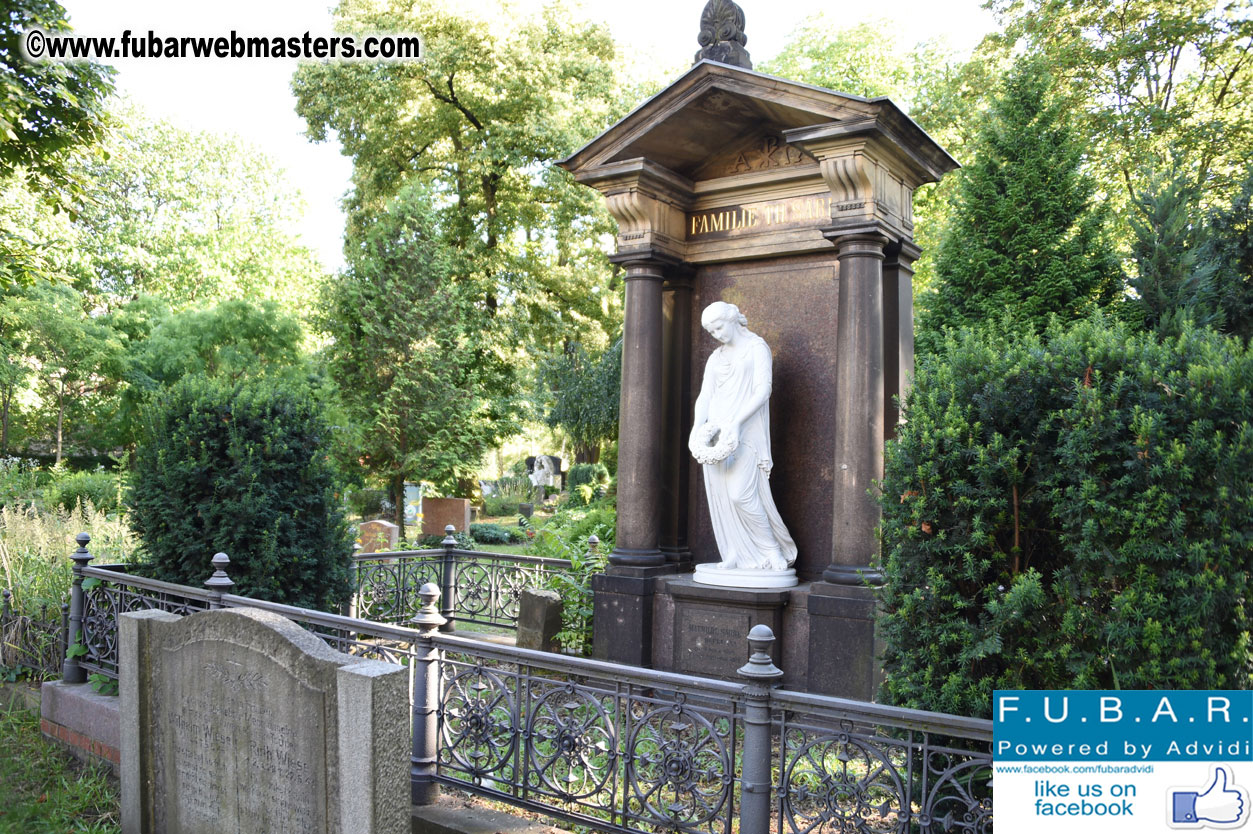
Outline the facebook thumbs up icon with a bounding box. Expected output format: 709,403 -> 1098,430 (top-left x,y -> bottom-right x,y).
1170,766 -> 1249,829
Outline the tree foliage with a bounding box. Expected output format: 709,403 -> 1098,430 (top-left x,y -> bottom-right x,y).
879,317 -> 1253,717
537,338 -> 621,463
985,0 -> 1253,209
293,0 -> 624,353
919,58 -> 1119,347
320,186 -> 521,528
129,376 -> 353,611
68,103 -> 325,313
1,0 -> 112,193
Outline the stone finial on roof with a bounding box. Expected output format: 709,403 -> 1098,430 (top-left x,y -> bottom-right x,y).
694,0 -> 752,70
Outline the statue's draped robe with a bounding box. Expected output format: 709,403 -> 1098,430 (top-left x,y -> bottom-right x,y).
700,334 -> 797,569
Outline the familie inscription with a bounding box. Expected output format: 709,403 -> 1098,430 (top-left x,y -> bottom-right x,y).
119,607 -> 409,834
687,193 -> 831,240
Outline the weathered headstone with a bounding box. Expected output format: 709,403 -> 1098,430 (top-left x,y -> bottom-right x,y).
516,588 -> 563,653
358,519 -> 400,554
120,607 -> 408,834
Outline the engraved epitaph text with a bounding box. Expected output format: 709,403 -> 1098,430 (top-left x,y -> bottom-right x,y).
151,640 -> 327,834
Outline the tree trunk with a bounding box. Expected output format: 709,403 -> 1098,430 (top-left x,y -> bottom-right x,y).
1,383 -> 10,456
574,444 -> 600,464
392,473 -> 406,542
55,380 -> 65,466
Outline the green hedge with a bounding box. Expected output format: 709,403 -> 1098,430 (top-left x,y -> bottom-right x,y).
567,462 -> 609,491
468,522 -> 526,545
129,376 -> 354,611
879,318 -> 1253,718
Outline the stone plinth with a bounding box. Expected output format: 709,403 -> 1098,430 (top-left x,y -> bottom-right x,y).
120,607 -> 408,834
421,498 -> 471,535
693,564 -> 797,588
516,589 -> 563,653
651,577 -> 792,681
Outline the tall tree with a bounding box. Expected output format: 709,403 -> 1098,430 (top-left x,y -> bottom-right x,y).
538,338 -> 621,464
321,186 -> 522,534
13,281 -> 121,463
69,103 -> 326,313
1,0 -> 112,192
1196,163 -> 1253,342
984,0 -> 1253,209
2,0 -> 113,286
1128,165 -> 1218,336
293,0 -> 625,353
919,59 -> 1120,346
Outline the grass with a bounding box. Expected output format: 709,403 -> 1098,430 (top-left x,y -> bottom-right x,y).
0,703 -> 120,833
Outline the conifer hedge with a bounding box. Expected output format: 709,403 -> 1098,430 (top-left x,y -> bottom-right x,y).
129,376 -> 353,611
879,319 -> 1253,718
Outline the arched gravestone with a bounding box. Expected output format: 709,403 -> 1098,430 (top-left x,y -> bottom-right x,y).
119,607 -> 408,834
560,48 -> 957,698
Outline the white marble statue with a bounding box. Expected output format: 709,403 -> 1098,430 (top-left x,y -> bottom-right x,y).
529,455 -> 555,488
689,301 -> 797,588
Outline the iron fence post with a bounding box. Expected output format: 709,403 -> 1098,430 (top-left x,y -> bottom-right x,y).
410,582 -> 447,805
60,602 -> 69,672
738,624 -> 784,834
348,546 -> 361,619
439,525 -> 457,632
62,532 -> 93,683
204,553 -> 234,609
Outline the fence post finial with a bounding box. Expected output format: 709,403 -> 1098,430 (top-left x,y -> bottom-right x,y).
587,534 -> 599,554
738,624 -> 784,681
62,532 -> 94,684
204,552 -> 234,609
737,623 -> 782,834
410,582 -> 445,806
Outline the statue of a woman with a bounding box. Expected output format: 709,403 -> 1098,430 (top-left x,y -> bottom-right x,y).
689,301 -> 797,582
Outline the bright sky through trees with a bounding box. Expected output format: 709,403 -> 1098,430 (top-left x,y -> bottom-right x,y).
57,0 -> 995,271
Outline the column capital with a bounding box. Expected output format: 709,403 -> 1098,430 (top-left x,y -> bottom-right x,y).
575,159 -> 694,263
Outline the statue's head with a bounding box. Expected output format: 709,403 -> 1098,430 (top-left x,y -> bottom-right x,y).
701,301 -> 748,345
701,301 -> 747,330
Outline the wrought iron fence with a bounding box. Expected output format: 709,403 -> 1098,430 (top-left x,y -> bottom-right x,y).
60,535 -> 994,834
0,588 -> 66,680
350,526 -> 574,631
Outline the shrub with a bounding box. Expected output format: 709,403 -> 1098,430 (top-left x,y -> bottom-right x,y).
567,462 -> 609,492
0,458 -> 40,509
469,522 -> 525,545
878,317 -> 1253,718
40,469 -> 124,515
532,493 -> 616,654
415,531 -> 475,549
348,488 -> 390,520
129,376 -> 354,611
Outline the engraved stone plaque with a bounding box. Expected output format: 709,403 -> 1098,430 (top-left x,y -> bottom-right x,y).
676,605 -> 752,676
120,607 -> 408,834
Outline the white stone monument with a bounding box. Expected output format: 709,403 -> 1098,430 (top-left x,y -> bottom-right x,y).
689,301 -> 798,589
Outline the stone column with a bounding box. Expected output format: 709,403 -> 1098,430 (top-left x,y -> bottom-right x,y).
591,255 -> 678,667
609,257 -> 667,567
826,230 -> 890,582
659,276 -> 693,568
805,228 -> 890,699
882,240 -> 920,438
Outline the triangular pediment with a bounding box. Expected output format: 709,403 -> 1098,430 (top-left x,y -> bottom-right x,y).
561,61 -> 879,181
